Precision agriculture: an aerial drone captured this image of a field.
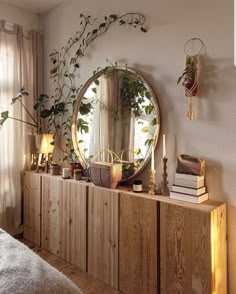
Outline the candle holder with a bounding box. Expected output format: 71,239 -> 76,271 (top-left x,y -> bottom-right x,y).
149,169 -> 157,195
158,157 -> 170,196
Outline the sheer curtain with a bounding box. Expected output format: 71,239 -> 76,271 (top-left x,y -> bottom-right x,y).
89,71 -> 135,162
0,20 -> 43,235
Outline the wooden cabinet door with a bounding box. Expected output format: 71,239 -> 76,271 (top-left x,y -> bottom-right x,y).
42,177 -> 87,271
88,186 -> 119,289
60,181 -> 87,271
119,193 -> 159,294
41,176 -> 61,255
23,172 -> 41,246
160,202 -> 227,294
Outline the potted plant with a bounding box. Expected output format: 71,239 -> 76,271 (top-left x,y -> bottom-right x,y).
49,161 -> 61,176
60,138 -> 83,178
177,56 -> 199,120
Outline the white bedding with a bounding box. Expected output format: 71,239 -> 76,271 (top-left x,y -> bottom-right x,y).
0,229 -> 83,294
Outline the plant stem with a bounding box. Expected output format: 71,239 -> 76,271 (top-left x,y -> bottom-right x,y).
19,98 -> 38,125
8,116 -> 38,128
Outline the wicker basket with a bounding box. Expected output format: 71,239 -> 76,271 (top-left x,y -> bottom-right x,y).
90,150 -> 122,189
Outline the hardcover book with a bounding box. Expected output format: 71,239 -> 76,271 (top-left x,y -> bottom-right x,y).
170,191 -> 209,204
172,185 -> 206,196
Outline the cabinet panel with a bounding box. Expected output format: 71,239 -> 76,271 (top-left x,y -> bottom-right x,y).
42,176 -> 61,255
88,186 -> 119,289
60,181 -> 87,271
119,193 -> 158,294
23,172 -> 41,245
160,202 -> 227,294
42,177 -> 87,271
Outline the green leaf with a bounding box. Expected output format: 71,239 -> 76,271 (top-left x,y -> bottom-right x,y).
77,118 -> 89,134
141,126 -> 149,133
140,27 -> 147,33
92,87 -> 97,94
177,76 -> 182,84
78,140 -> 84,144
40,109 -> 52,118
99,23 -> 106,30
0,111 -> 9,127
151,118 -> 157,126
79,102 -> 92,115
94,79 -> 99,86
134,148 -> 141,155
145,138 -> 154,146
110,14 -> 118,21
145,104 -> 154,115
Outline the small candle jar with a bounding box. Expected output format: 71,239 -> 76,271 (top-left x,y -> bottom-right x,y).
74,169 -> 82,180
62,168 -> 70,179
133,180 -> 143,193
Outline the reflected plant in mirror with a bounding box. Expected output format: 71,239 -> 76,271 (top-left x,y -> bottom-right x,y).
72,65 -> 160,182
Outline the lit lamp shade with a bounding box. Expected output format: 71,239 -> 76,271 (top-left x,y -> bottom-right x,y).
39,134 -> 54,154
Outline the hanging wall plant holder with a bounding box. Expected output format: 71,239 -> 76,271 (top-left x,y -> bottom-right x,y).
177,38 -> 204,120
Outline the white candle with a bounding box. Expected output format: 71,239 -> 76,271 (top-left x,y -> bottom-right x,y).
62,168 -> 69,179
151,146 -> 155,170
163,134 -> 166,158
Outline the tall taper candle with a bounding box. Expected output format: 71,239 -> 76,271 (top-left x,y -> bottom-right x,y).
163,134 -> 166,158
151,146 -> 154,170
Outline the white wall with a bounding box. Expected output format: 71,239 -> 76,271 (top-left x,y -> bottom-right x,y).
0,2 -> 39,30
41,0 -> 236,292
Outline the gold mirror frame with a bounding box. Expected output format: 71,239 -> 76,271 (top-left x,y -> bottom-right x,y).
71,66 -> 161,182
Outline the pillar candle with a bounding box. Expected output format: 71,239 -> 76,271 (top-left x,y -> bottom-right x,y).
151,146 -> 154,170
62,168 -> 69,179
163,134 -> 166,158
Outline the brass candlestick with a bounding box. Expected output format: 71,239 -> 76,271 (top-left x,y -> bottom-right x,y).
149,169 -> 157,195
158,158 -> 169,196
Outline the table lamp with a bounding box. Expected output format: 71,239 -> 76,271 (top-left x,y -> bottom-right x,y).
39,133 -> 54,173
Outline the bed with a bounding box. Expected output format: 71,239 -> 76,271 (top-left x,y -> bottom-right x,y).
0,229 -> 83,294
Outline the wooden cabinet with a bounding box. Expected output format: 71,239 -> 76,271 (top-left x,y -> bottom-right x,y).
160,202 -> 227,294
88,186 -> 119,289
41,176 -> 87,271
119,193 -> 159,294
23,172 -> 41,246
24,172 -> 227,294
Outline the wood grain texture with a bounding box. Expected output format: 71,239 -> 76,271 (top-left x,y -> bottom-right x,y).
88,186 -> 119,289
41,177 -> 87,271
59,181 -> 87,271
160,202 -> 227,294
119,193 -> 158,294
210,204 -> 227,294
23,172 -> 41,245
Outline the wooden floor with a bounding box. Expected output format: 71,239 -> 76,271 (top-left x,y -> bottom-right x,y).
20,238 -> 119,294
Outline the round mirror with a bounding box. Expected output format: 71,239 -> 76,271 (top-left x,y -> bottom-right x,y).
72,67 -> 160,182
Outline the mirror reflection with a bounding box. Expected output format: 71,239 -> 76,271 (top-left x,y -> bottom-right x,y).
73,67 -> 160,181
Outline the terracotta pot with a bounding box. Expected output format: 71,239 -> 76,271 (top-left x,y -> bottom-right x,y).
69,163 -> 83,178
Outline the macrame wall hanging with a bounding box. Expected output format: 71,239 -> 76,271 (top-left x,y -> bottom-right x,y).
177,38 -> 204,120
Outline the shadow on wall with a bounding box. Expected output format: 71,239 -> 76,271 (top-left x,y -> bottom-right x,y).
197,55 -> 235,122
205,158 -> 226,202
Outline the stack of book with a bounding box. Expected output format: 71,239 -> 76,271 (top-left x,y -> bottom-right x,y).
170,173 -> 208,204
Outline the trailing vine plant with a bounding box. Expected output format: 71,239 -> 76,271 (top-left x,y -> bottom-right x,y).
42,12 -> 147,162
